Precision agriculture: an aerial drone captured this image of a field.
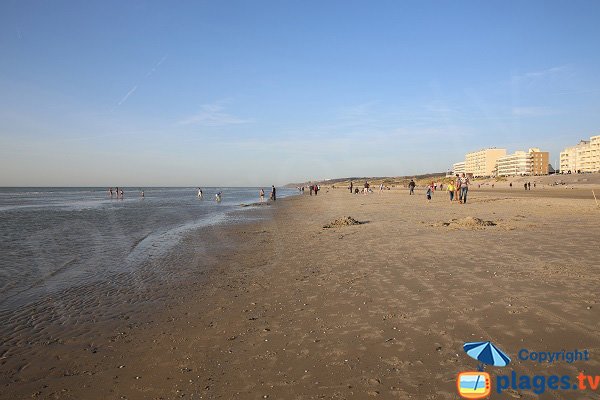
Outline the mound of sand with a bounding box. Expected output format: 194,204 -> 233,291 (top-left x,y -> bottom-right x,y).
323,216 -> 364,228
434,216 -> 497,229
240,202 -> 271,207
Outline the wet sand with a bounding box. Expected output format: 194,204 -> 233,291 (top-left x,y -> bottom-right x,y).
2,187 -> 600,399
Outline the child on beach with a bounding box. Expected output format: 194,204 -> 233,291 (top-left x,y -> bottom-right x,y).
447,182 -> 455,202
426,185 -> 432,202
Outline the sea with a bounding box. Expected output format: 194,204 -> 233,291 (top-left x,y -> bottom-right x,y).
0,187 -> 296,349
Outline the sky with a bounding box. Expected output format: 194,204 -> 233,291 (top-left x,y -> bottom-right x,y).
1,0 -> 600,186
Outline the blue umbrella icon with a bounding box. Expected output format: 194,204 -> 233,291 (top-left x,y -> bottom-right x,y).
463,341 -> 511,371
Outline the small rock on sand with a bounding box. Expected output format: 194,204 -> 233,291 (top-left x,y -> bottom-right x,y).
434,216 -> 497,229
323,216 -> 364,229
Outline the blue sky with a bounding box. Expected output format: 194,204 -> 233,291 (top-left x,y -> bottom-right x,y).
1,0 -> 600,186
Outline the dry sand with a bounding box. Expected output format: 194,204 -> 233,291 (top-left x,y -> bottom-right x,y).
2,186 -> 600,399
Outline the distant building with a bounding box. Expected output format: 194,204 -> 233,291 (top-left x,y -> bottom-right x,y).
452,161 -> 466,175
560,135 -> 600,173
465,148 -> 507,177
530,149 -> 549,175
496,148 -> 549,177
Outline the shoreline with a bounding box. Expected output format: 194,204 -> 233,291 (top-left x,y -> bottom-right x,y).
2,190 -> 600,399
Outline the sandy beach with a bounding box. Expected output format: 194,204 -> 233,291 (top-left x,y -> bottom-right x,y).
2,185 -> 600,399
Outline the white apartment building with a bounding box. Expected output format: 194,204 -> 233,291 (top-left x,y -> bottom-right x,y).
452,161 -> 466,175
464,148 -> 507,177
496,148 -> 549,176
560,135 -> 600,173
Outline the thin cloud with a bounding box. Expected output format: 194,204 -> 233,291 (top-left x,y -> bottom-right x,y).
511,65 -> 571,86
114,54 -> 167,108
512,106 -> 557,117
117,85 -> 138,106
178,103 -> 252,126
145,55 -> 167,78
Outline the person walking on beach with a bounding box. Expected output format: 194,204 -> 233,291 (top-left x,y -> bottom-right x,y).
426,185 -> 433,202
528,182 -> 531,190
447,181 -> 455,202
314,184 -> 318,196
379,183 -> 384,194
363,181 -> 369,195
408,179 -> 416,195
271,185 -> 276,201
459,173 -> 470,204
349,181 -> 353,194
524,182 -> 528,190
259,188 -> 265,202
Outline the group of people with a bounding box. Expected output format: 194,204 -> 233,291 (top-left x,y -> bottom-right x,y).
348,181 -> 377,195
407,173 -> 471,204
108,187 -> 127,199
259,186 -> 277,201
108,187 -> 145,198
298,184 -> 319,195
445,173 -> 470,203
196,187 -> 223,202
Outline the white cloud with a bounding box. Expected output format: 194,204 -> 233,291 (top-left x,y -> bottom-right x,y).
178,103 -> 252,126
512,106 -> 557,117
511,65 -> 571,87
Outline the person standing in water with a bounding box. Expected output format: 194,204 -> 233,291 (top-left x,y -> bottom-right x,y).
197,188 -> 203,198
259,188 -> 265,202
120,189 -> 124,199
140,190 -> 144,198
271,185 -> 276,201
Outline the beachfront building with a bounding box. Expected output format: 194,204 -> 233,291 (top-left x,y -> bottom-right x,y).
496,148 -> 549,177
530,149 -> 550,175
452,161 -> 466,176
560,135 -> 600,173
464,148 -> 507,177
